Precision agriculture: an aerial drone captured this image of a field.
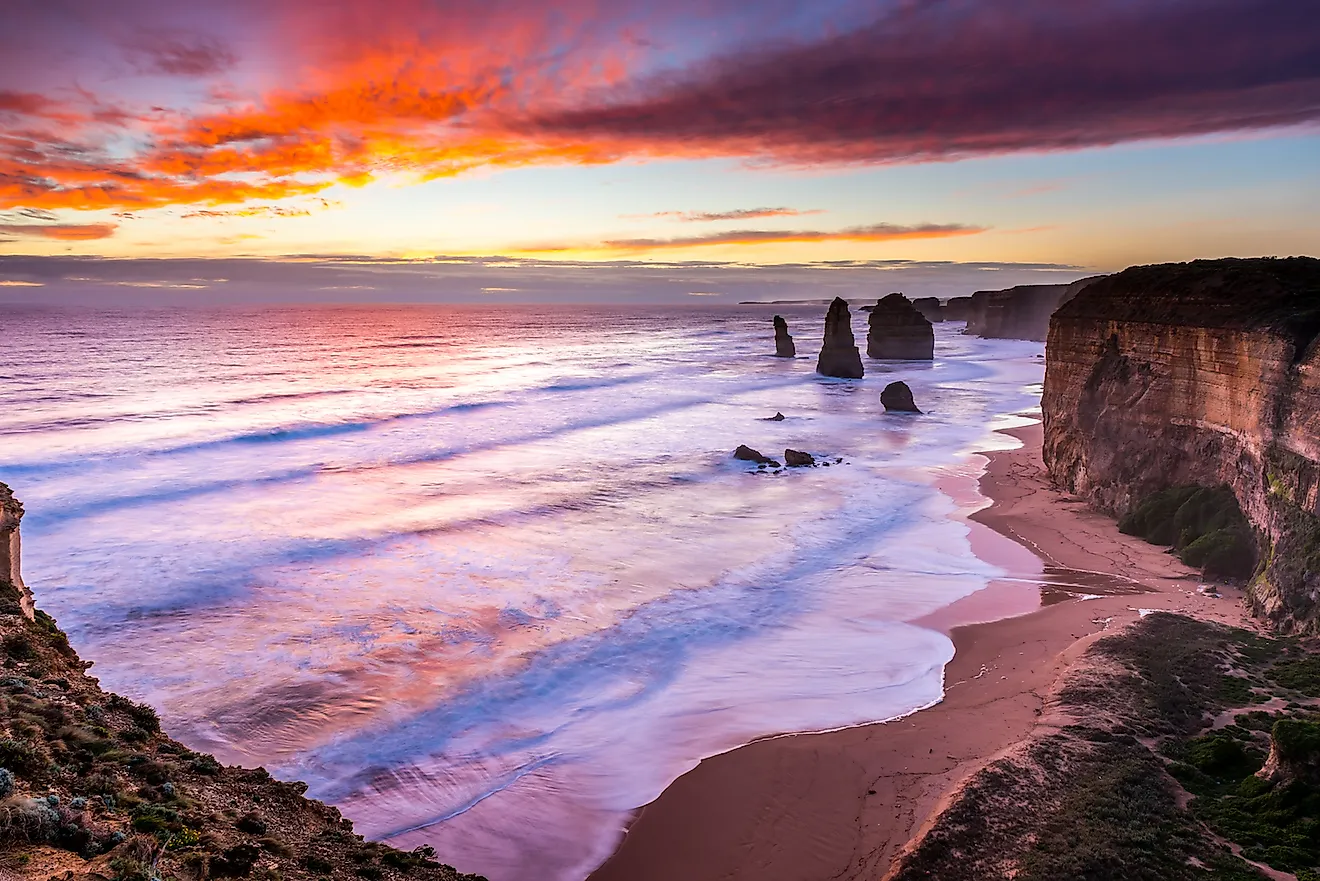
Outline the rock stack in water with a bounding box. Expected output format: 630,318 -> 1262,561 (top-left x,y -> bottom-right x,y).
881,381 -> 921,413
0,482 -> 32,620
816,298 -> 864,378
773,315 -> 796,357
867,293 -> 934,360
911,297 -> 944,323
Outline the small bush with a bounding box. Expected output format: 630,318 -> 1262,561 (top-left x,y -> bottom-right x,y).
237,811 -> 268,835
0,796 -> 59,843
0,737 -> 49,777
0,769 -> 13,797
1,632 -> 35,661
303,854 -> 334,874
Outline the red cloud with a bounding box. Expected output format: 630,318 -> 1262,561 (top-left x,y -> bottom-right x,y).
0,0 -> 1315,216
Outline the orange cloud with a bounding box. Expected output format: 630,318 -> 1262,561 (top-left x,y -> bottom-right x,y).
1,0 -> 1315,219
522,222 -> 985,252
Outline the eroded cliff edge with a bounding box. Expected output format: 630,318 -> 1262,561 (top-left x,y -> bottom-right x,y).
1042,257 -> 1320,632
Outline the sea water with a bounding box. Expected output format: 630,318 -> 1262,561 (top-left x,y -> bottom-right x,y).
0,305 -> 1046,880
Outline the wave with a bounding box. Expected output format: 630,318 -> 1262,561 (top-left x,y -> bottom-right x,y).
20,373 -> 812,526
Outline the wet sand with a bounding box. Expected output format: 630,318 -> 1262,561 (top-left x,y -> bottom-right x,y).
588,422 -> 1254,881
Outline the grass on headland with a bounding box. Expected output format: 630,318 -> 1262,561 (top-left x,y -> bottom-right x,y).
891,613 -> 1320,881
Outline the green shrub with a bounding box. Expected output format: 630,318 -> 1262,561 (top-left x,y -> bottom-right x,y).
1120,486 -> 1257,579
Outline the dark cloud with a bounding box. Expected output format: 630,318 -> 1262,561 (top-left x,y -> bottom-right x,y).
126,32 -> 237,77
0,254 -> 1087,306
526,0 -> 1320,163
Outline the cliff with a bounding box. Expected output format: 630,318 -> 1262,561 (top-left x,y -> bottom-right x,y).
1042,257 -> 1320,632
866,293 -> 934,360
0,482 -> 32,619
964,278 -> 1099,341
0,484 -> 483,881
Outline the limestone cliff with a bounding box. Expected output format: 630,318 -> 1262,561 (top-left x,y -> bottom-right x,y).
1042,257 -> 1320,632
964,278 -> 1099,341
0,481 -> 32,619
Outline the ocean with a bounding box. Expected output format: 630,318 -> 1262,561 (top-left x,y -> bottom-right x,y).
0,305 -> 1046,880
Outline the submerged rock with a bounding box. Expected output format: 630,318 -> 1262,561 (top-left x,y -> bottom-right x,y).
881,381 -> 921,413
734,444 -> 780,466
763,412 -> 786,421
773,315 -> 796,357
867,293 -> 934,360
816,298 -> 864,378
784,449 -> 815,467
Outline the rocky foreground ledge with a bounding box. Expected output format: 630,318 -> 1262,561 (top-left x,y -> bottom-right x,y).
0,486 -> 484,881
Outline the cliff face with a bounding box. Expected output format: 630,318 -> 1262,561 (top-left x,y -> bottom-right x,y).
0,481 -> 32,619
1042,257 -> 1320,632
964,278 -> 1099,341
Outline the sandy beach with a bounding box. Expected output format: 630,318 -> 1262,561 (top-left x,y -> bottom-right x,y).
589,421 -> 1257,881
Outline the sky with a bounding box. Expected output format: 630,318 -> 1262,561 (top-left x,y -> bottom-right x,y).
1,0 -> 1318,303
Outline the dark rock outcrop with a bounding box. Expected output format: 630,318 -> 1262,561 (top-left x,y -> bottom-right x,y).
763,412 -> 786,422
911,297 -> 944,323
0,482 -> 31,620
734,444 -> 780,466
773,315 -> 796,357
1042,257 -> 1320,632
816,298 -> 864,378
784,449 -> 815,467
964,277 -> 1100,341
944,296 -> 975,322
1257,719 -> 1320,785
881,381 -> 921,413
867,293 -> 934,360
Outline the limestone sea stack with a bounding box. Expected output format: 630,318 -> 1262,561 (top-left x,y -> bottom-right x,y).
734,444 -> 780,466
911,297 -> 944,323
816,298 -> 864,378
773,315 -> 796,357
0,482 -> 31,620
944,296 -> 975,321
1042,257 -> 1320,632
881,381 -> 921,413
867,293 -> 934,360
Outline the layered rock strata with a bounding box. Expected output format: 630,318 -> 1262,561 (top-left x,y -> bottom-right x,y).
1042,257 -> 1320,632
816,298 -> 864,378
772,315 -> 796,357
0,481 -> 31,619
867,293 -> 934,360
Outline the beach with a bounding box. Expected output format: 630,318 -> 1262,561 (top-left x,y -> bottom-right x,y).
589,421 -> 1256,881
